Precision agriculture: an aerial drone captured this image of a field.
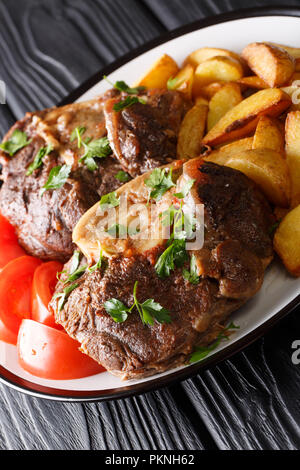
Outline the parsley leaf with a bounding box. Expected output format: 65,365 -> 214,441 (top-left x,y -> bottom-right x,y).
189,322 -> 240,363
40,164 -> 71,196
99,191 -> 120,210
115,170 -> 130,182
155,239 -> 188,278
0,129 -> 32,156
104,76 -> 146,95
103,298 -> 129,323
70,126 -> 86,145
104,281 -> 171,325
145,168 -> 175,201
183,254 -> 199,284
26,144 -> 53,176
113,96 -> 146,112
79,137 -> 112,171
105,223 -> 127,238
53,283 -> 78,312
174,178 -> 195,199
88,247 -> 104,273
167,76 -> 180,90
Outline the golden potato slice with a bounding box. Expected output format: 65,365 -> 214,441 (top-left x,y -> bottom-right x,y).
205,148 -> 290,207
252,116 -> 284,154
204,136 -> 254,163
236,76 -> 269,90
242,42 -> 295,87
274,204 -> 300,277
193,56 -> 243,94
285,111 -> 300,207
177,104 -> 208,159
184,47 -> 242,68
207,83 -> 242,131
202,88 -> 291,147
196,81 -> 225,99
195,96 -> 209,106
167,63 -> 194,99
133,54 -> 179,89
73,160 -> 184,260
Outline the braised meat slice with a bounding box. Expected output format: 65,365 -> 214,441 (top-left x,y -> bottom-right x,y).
0,97 -> 124,262
104,89 -> 191,177
50,160 -> 274,379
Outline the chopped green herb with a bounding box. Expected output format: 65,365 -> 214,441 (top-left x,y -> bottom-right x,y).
88,247 -> 104,273
167,76 -> 179,90
189,322 -> 240,363
69,250 -> 80,274
99,191 -> 120,210
103,76 -> 146,95
103,298 -> 129,323
104,281 -> 171,325
105,223 -> 127,238
53,283 -> 79,312
174,178 -> 195,199
79,137 -> 112,171
26,144 -> 53,176
115,170 -> 130,182
183,254 -> 199,285
70,126 -> 86,145
40,164 -> 71,196
0,129 -> 32,156
145,168 -> 175,201
113,96 -> 146,112
155,239 -> 188,279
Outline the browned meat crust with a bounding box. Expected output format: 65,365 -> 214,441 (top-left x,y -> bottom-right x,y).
51,161 -> 274,379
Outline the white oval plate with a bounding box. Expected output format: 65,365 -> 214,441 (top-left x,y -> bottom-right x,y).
1,7 -> 300,401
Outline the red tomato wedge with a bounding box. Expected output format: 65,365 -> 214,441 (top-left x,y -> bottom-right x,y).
18,319 -> 105,380
0,256 -> 42,334
0,318 -> 18,345
31,261 -> 63,328
0,214 -> 26,269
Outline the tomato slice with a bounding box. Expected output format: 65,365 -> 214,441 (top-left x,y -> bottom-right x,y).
18,319 -> 105,380
0,318 -> 18,345
31,261 -> 63,328
0,256 -> 42,334
0,214 -> 26,269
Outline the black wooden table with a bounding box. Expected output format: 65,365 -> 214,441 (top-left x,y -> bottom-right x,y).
0,0 -> 300,451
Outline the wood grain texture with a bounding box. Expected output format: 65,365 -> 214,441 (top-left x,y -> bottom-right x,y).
0,0 -> 300,450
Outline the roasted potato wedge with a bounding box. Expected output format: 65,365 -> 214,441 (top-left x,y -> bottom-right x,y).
197,81 -> 225,99
242,42 -> 295,87
205,148 -> 290,207
202,88 -> 291,147
236,76 -> 269,90
177,104 -> 208,159
207,83 -> 242,131
204,137 -> 254,163
274,204 -> 300,277
193,56 -> 243,95
167,63 -> 194,99
184,47 -> 242,68
133,54 -> 179,89
252,116 -> 284,153
285,111 -> 300,207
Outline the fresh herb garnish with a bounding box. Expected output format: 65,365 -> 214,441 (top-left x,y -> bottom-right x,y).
88,247 -> 104,273
40,164 -> 71,196
99,191 -> 120,210
70,126 -> 86,145
57,250 -> 87,284
104,281 -> 171,325
53,283 -> 79,312
113,96 -> 146,112
26,144 -> 53,176
0,129 -> 32,156
189,322 -> 240,363
174,178 -> 195,199
183,254 -> 200,285
115,170 -> 130,182
145,168 -> 175,201
104,76 -> 146,95
155,239 -> 188,278
167,76 -> 180,90
79,137 -> 112,171
105,223 -> 140,238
